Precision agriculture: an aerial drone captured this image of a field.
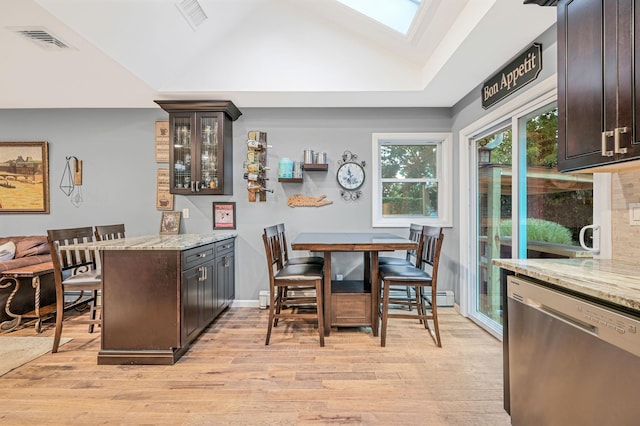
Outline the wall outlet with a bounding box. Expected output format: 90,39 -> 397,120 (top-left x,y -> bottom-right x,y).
182,208 -> 189,219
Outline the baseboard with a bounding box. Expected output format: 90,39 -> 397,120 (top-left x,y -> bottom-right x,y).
231,299 -> 260,308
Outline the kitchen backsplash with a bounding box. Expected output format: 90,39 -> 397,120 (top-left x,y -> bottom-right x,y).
612,169 -> 640,261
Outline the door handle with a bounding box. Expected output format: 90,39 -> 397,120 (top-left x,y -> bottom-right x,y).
601,131 -> 614,157
614,126 -> 629,154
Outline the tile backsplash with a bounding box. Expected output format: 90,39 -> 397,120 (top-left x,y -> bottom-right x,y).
611,169 -> 640,261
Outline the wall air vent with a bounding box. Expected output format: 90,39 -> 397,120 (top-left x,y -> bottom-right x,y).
9,27 -> 72,50
176,0 -> 208,31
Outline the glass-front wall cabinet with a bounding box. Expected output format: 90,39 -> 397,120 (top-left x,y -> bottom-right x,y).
156,100 -> 242,196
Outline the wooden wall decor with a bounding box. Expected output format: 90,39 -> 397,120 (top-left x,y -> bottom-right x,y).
156,168 -> 174,210
155,120 -> 170,163
287,194 -> 333,207
244,131 -> 273,202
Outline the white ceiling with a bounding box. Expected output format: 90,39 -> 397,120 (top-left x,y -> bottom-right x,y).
0,0 -> 556,109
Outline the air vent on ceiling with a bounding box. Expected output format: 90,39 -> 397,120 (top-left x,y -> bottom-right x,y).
176,0 -> 208,30
9,27 -> 72,50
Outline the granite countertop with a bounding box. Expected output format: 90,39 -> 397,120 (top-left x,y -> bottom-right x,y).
493,258 -> 640,312
63,233 -> 237,251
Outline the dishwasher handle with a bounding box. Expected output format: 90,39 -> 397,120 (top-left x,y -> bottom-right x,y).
512,291 -> 597,336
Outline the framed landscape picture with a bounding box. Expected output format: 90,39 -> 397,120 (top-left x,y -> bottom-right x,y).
0,141 -> 49,214
212,202 -> 236,230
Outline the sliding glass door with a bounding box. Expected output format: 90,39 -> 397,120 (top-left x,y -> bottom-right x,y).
470,102 -> 593,334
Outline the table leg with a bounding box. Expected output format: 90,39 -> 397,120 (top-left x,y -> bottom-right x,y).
371,251 -> 379,337
0,276 -> 22,333
323,251 -> 331,336
31,275 -> 42,333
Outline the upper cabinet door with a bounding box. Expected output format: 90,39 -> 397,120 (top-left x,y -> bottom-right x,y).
558,0 -> 640,172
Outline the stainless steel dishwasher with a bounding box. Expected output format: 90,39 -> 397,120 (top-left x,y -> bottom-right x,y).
507,276 -> 640,426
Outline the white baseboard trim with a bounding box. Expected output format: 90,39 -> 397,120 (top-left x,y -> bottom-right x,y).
231,299 -> 260,308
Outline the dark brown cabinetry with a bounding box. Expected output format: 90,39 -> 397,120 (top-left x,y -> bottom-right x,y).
155,100 -> 242,195
558,0 -> 640,172
215,240 -> 235,313
182,244 -> 216,342
98,237 -> 236,365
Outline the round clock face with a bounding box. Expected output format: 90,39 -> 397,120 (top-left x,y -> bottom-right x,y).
337,162 -> 365,190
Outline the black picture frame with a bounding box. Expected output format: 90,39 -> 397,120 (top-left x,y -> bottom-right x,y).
212,202 -> 236,230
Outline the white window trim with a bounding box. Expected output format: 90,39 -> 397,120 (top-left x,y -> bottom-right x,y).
371,132 -> 453,227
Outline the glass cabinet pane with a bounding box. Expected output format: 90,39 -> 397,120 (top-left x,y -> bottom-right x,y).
199,115 -> 219,190
173,116 -> 192,190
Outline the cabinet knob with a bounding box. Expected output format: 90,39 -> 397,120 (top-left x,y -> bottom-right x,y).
601,131 -> 614,157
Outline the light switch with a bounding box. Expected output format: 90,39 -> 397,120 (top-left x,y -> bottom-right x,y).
629,203 -> 640,226
182,208 -> 189,219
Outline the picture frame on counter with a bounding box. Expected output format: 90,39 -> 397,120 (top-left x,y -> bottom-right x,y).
0,141 -> 50,214
212,202 -> 236,230
160,211 -> 181,234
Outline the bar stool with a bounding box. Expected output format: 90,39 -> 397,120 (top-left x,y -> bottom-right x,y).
378,226 -> 444,347
379,223 -> 423,309
47,227 -> 102,353
262,225 -> 325,346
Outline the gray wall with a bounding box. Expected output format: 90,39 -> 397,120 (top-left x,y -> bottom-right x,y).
1,107 -> 452,302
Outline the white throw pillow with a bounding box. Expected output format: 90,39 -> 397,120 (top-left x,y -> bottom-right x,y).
0,241 -> 16,261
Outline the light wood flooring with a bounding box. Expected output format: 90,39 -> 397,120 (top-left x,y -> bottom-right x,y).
0,307 -> 509,425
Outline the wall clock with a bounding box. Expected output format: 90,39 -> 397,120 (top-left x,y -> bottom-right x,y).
336,150 -> 366,201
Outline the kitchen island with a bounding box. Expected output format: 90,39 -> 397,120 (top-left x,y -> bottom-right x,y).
69,233 -> 236,365
494,258 -> 640,425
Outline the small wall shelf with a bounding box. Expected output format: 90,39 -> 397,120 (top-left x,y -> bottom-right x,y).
278,177 -> 304,183
303,163 -> 328,171
277,163 -> 328,183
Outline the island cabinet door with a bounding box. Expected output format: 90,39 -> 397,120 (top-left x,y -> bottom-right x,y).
181,243 -> 217,345
101,250 -> 181,351
182,265 -> 202,343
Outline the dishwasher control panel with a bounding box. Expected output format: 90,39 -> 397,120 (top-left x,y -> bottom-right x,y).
578,305 -> 637,335
508,276 -> 640,358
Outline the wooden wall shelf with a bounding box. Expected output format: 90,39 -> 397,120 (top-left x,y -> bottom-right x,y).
303,163 -> 328,171
278,177 -> 303,183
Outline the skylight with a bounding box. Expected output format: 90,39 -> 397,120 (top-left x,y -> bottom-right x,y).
335,0 -> 421,35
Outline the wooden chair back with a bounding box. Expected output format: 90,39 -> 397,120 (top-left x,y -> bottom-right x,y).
417,226 -> 444,284
94,224 -> 126,241
263,225 -> 284,271
48,227 -> 98,279
275,223 -> 290,264
405,223 -> 425,266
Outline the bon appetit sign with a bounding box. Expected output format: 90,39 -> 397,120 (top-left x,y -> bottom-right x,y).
481,43 -> 542,109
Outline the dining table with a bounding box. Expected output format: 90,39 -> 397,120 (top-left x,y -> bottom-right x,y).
291,232 -> 417,337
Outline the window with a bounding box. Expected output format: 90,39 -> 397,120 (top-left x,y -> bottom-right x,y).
372,132 -> 452,227
335,0 -> 422,35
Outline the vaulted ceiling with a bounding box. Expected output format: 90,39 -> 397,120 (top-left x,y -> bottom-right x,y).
0,0 -> 556,109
